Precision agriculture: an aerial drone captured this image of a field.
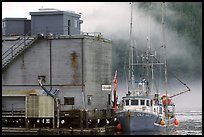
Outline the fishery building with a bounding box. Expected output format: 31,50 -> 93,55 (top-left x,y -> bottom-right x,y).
2,8 -> 114,129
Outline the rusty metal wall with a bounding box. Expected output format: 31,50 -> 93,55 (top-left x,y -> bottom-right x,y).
2,35 -> 112,111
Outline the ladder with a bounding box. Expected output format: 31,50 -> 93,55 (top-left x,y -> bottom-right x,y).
2,35 -> 38,70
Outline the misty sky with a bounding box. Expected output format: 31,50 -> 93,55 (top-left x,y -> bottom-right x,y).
2,2 -> 130,37
2,2 -> 202,111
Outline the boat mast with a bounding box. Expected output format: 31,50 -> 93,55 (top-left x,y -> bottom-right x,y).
148,3 -> 154,94
128,2 -> 134,92
161,2 -> 168,117
146,3 -> 152,96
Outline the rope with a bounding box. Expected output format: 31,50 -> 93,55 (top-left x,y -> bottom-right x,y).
149,52 -> 191,94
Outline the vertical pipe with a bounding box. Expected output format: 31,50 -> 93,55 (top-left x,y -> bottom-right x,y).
81,38 -> 85,109
50,39 -> 52,91
49,39 -> 54,128
25,96 -> 28,128
56,98 -> 60,128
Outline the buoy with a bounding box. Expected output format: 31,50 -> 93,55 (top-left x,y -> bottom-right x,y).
160,119 -> 165,125
117,123 -> 122,130
174,119 -> 179,126
161,94 -> 171,105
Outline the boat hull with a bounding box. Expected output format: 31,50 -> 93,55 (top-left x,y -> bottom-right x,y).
116,110 -> 174,132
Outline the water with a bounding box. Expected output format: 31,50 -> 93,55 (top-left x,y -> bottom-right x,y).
113,109 -> 202,135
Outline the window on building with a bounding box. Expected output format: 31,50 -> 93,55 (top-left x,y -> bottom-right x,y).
140,100 -> 145,105
64,97 -> 74,105
131,100 -> 138,105
87,95 -> 92,105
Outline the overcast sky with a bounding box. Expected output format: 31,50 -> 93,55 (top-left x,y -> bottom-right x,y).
2,2 -> 131,39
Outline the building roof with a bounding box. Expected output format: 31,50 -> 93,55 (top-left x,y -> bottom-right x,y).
29,10 -> 81,18
2,18 -> 29,21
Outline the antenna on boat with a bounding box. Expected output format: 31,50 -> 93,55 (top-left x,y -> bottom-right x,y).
161,2 -> 169,119
128,2 -> 134,92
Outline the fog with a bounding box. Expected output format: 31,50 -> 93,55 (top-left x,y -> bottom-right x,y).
2,2 -> 201,111
114,79 -> 202,112
170,80 -> 202,111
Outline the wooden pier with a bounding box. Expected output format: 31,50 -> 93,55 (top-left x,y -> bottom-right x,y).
2,108 -> 118,135
2,126 -> 117,135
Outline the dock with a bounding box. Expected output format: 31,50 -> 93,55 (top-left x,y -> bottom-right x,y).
2,126 -> 117,135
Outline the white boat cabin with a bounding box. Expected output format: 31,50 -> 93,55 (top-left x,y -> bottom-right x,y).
121,95 -> 166,116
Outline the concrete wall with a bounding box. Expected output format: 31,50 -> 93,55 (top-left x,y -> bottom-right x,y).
83,37 -> 112,110
2,37 -> 83,110
2,35 -> 112,111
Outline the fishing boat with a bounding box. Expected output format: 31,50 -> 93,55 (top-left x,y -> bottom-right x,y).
115,2 -> 190,132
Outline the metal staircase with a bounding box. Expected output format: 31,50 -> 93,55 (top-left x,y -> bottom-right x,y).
2,35 -> 38,70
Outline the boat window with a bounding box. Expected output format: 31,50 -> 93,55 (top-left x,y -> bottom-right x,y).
131,100 -> 138,105
140,100 -> 145,105
146,100 -> 149,106
150,100 -> 153,106
125,100 -> 129,105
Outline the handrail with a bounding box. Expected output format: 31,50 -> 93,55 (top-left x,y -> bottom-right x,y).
2,31 -> 31,56
2,36 -> 34,61
2,35 -> 38,69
